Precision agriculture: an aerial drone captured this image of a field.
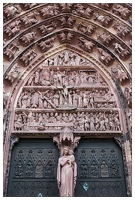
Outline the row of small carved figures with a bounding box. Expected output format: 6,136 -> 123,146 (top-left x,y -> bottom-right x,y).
25,69 -> 101,86
3,34 -> 131,65
4,3 -> 131,23
17,89 -> 115,109
14,111 -> 121,131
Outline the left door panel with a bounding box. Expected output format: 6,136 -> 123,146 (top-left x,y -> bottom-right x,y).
7,138 -> 59,197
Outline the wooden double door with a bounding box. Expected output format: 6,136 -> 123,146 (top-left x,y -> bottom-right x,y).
7,138 -> 127,197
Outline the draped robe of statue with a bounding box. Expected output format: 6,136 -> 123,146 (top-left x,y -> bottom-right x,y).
57,154 -> 77,197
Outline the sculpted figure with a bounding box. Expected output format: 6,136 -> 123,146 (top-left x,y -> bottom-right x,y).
96,31 -> 113,46
60,3 -> 72,12
57,146 -> 77,197
113,23 -> 130,38
94,13 -> 113,28
20,32 -> 36,46
97,47 -> 114,66
58,31 -> 74,43
22,11 -> 38,27
39,22 -> 57,35
77,21 -> 95,35
97,3 -> 112,10
38,37 -> 55,52
111,65 -> 128,83
4,20 -> 21,38
20,49 -> 37,65
21,3 -> 38,10
4,42 -> 19,60
5,64 -> 20,83
113,43 -> 130,60
59,16 -> 75,28
40,4 -> 59,19
79,37 -> 95,53
112,4 -> 130,20
73,4 -> 93,18
4,5 -> 20,19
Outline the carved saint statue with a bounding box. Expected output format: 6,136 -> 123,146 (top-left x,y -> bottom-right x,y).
57,146 -> 77,197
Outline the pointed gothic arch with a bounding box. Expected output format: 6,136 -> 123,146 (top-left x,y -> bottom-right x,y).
3,3 -> 132,197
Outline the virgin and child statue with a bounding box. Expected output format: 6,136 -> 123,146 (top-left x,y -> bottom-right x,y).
57,146 -> 77,197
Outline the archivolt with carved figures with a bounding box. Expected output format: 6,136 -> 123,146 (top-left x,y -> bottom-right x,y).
3,3 -> 132,197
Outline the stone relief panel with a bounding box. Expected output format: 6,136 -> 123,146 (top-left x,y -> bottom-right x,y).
13,54 -> 121,134
42,50 -> 91,66
14,110 -> 120,132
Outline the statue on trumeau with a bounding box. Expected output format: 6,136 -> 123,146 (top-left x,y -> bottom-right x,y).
57,146 -> 77,197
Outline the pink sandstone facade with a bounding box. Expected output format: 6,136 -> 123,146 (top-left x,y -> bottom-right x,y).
3,3 -> 132,197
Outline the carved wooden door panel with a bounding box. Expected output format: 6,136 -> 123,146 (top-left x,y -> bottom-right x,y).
7,139 -> 59,197
74,138 -> 127,197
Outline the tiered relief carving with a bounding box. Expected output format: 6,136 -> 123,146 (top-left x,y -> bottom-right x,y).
14,110 -> 120,133
13,60 -> 121,133
42,50 -> 90,66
